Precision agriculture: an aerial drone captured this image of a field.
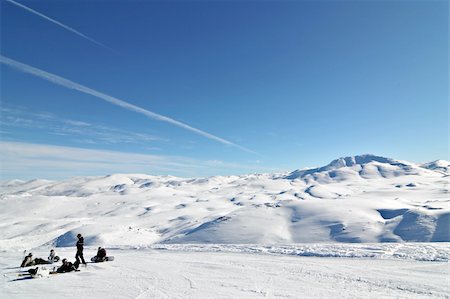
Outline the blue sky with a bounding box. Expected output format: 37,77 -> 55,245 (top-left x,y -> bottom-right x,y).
1,0 -> 448,180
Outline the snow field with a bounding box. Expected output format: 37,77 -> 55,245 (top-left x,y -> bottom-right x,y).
1,247 -> 449,299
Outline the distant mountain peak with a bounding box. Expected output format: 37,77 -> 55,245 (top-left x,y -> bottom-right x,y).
326,154 -> 400,168
420,160 -> 450,173
285,154 -> 417,180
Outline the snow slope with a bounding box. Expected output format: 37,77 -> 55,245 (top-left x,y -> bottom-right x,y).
0,154 -> 449,250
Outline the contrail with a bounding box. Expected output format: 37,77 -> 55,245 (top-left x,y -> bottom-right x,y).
5,0 -> 114,52
0,55 -> 256,154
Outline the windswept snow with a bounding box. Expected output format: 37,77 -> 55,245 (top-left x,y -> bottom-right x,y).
0,155 -> 449,250
149,243 -> 450,262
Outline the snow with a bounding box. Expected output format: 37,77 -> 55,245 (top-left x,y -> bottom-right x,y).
1,246 -> 449,298
0,155 -> 449,250
149,243 -> 450,262
421,160 -> 450,174
0,154 -> 449,298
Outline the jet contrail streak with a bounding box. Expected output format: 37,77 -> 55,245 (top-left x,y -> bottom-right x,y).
0,55 -> 256,154
5,0 -> 115,52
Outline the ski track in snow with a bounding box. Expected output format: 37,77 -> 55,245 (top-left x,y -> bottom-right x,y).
1,248 -> 449,299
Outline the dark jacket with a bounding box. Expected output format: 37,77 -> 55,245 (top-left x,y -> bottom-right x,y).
34,258 -> 50,265
57,262 -> 77,273
21,256 -> 34,267
97,248 -> 107,259
76,237 -> 84,251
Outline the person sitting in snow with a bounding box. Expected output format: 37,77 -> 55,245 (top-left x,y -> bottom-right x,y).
92,247 -> 107,262
48,249 -> 60,263
28,267 -> 39,275
56,259 -> 79,273
21,253 -> 34,267
24,250 -> 58,265
27,266 -> 50,277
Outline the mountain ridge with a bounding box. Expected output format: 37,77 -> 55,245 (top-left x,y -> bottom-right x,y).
0,154 -> 448,250
2,154 -> 448,188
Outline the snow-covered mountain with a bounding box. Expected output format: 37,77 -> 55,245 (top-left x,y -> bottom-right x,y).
284,154 -> 436,181
0,154 -> 448,251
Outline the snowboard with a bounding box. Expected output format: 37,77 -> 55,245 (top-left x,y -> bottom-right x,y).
90,256 -> 114,262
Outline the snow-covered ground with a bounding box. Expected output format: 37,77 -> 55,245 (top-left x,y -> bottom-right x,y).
1,245 -> 449,299
0,155 -> 448,250
0,154 -> 449,298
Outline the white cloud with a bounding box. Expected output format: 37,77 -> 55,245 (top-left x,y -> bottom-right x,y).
0,105 -> 164,145
64,120 -> 91,127
0,141 -> 273,180
0,55 -> 257,155
5,0 -> 115,52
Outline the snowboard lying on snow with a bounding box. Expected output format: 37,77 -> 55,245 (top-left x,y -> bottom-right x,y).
90,256 -> 114,263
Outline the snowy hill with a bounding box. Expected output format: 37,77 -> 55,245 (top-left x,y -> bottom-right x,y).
0,154 -> 449,251
420,159 -> 450,174
284,154 -> 432,181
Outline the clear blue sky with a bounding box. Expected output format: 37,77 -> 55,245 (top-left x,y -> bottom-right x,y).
1,0 -> 448,179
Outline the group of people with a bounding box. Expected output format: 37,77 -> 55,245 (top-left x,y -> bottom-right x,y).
20,249 -> 60,267
21,233 -> 108,274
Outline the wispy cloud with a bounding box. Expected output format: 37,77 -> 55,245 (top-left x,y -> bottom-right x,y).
64,120 -> 91,127
5,0 -> 115,52
0,141 -> 273,180
0,55 -> 257,155
0,106 -> 164,146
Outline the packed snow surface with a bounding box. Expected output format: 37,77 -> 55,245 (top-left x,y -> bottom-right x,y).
1,245 -> 449,299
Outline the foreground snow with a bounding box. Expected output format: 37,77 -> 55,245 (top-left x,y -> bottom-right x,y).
1,245 -> 449,299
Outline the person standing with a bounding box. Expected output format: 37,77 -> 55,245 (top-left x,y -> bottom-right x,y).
75,233 -> 86,265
